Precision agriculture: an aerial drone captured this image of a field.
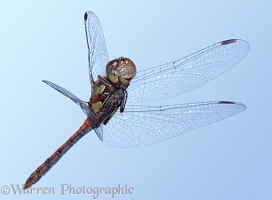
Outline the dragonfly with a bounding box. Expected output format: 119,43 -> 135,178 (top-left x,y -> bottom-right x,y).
23,11 -> 250,189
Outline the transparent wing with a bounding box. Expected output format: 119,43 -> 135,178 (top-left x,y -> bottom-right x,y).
84,11 -> 109,89
42,80 -> 104,140
42,80 -> 91,115
102,101 -> 246,148
127,39 -> 250,103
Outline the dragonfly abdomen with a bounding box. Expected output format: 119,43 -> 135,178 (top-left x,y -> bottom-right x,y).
23,119 -> 93,189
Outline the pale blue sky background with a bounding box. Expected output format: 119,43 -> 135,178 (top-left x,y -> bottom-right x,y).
0,0 -> 271,199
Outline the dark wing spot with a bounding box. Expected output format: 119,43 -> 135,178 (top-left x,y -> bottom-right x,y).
218,101 -> 235,104
221,39 -> 237,45
84,12 -> 88,21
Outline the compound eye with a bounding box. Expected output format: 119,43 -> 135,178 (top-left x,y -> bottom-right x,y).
125,77 -> 132,82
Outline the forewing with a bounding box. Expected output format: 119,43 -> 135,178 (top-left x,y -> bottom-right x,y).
42,80 -> 91,116
127,39 -> 250,103
102,101 -> 246,148
84,11 -> 109,89
43,80 -> 105,140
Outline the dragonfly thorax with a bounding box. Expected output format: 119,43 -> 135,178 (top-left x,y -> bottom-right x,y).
106,57 -> 136,88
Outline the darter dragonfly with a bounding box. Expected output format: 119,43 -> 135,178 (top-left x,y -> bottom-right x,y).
23,11 -> 250,189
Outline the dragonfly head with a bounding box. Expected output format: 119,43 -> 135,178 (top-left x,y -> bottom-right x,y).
106,57 -> 136,87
